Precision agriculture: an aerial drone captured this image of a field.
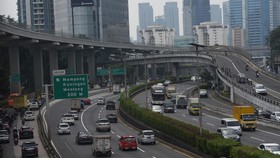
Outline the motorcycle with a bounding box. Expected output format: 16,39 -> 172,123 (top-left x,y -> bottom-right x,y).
245,65 -> 249,71
256,72 -> 259,78
14,137 -> 18,145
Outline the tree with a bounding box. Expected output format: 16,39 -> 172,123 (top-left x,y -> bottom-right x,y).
269,26 -> 280,58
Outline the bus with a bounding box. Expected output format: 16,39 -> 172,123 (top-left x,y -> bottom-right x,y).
151,83 -> 166,105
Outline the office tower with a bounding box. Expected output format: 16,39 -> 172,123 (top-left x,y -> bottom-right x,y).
154,15 -> 165,26
18,0 -> 54,33
229,0 -> 244,28
183,0 -> 211,36
223,1 -> 230,26
270,0 -> 280,30
164,2 -> 179,36
210,4 -> 222,24
138,3 -> 154,29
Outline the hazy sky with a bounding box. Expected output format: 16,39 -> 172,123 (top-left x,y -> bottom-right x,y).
0,0 -> 224,40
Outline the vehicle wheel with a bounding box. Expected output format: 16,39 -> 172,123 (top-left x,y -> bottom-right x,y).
252,128 -> 256,131
107,151 -> 111,157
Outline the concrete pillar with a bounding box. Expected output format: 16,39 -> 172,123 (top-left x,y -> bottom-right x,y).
9,47 -> 21,93
32,47 -> 44,93
67,49 -> 76,74
49,48 -> 58,84
75,50 -> 84,74
172,63 -> 179,81
151,64 -> 156,80
230,85 -> 235,103
88,50 -> 96,84
135,65 -> 139,82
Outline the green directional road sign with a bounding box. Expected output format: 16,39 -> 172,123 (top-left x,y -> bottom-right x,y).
53,74 -> 88,99
111,68 -> 125,75
97,69 -> 108,76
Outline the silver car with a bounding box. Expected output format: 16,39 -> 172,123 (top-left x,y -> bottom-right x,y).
96,118 -> 111,132
217,127 -> 240,142
0,130 -> 9,143
24,111 -> 35,121
57,123 -> 70,135
137,130 -> 156,144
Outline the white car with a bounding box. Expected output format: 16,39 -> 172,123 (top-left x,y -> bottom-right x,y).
152,105 -> 163,114
23,111 -> 35,121
258,143 -> 280,155
220,118 -> 242,136
97,97 -> 105,105
29,101 -> 39,110
57,123 -> 70,135
253,84 -> 267,95
61,113 -> 75,125
270,112 -> 280,121
69,110 -> 79,120
199,89 -> 208,98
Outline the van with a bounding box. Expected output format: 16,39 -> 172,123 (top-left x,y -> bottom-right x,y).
221,118 -> 242,136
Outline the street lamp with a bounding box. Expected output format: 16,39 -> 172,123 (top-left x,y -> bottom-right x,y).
144,52 -> 148,109
190,43 -> 206,136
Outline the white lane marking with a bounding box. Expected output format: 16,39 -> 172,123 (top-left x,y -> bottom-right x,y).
256,128 -> 280,137
192,118 -> 198,121
206,123 -> 215,127
111,131 -> 115,134
152,156 -> 156,158
251,137 -> 265,142
137,147 -> 145,152
182,114 -> 186,117
111,151 -> 115,155
180,85 -> 197,95
209,94 -> 232,108
65,142 -> 73,152
220,56 -> 240,73
116,135 -> 120,138
81,103 -> 97,132
203,113 -> 220,120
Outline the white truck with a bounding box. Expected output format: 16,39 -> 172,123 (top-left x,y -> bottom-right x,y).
70,99 -> 81,112
166,84 -> 176,99
92,135 -> 112,157
112,84 -> 120,94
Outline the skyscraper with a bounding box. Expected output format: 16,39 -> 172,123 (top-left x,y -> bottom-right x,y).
183,0 -> 211,36
229,0 -> 244,28
18,0 -> 54,33
210,4 -> 222,24
138,3 -> 154,30
164,2 -> 179,37
223,1 -> 230,26
270,0 -> 280,30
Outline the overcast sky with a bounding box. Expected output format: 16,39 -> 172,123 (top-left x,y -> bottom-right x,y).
0,0 -> 224,40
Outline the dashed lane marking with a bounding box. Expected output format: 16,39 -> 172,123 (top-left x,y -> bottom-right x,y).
251,137 -> 265,142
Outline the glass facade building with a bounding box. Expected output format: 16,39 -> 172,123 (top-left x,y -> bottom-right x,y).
164,2 -> 179,37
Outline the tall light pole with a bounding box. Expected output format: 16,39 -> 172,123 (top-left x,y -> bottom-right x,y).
124,52 -> 127,98
190,43 -> 206,136
144,52 -> 148,108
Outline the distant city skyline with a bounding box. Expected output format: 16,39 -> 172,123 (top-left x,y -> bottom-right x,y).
0,0 -> 224,40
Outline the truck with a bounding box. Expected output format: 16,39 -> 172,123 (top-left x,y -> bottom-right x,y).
166,84 -> 176,99
232,105 -> 257,131
112,84 -> 120,94
175,94 -> 187,109
187,98 -> 200,115
91,135 -> 112,157
7,94 -> 28,109
70,99 -> 81,112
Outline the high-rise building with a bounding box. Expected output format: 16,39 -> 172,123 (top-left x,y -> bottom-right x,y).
229,0 -> 244,28
183,0 -> 211,36
18,0 -> 54,33
164,2 -> 179,37
270,0 -> 280,30
223,1 -> 230,26
138,3 -> 154,42
154,15 -> 165,26
210,4 -> 222,24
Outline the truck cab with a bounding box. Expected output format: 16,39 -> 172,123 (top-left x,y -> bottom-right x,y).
232,106 -> 257,131
188,98 -> 200,115
175,95 -> 187,109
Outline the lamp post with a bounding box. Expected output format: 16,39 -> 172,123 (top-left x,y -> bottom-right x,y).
144,52 -> 148,109
43,84 -> 52,142
190,43 -> 206,136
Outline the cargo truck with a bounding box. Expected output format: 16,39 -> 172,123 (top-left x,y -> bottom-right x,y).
175,94 -> 187,109
8,94 -> 28,109
166,84 -> 176,99
112,84 -> 120,94
91,135 -> 112,157
70,99 -> 81,112
188,98 -> 200,115
232,105 -> 257,131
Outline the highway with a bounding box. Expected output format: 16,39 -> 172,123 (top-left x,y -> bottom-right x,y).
46,89 -> 191,158
133,82 -> 280,148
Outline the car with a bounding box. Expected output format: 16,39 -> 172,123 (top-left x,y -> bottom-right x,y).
170,93 -> 179,104
199,89 -> 208,98
236,73 -> 246,83
76,131 -> 93,144
69,110 -> 79,120
21,141 -> 38,158
81,98 -> 91,105
258,143 -> 280,155
253,84 -> 267,95
19,126 -> 34,139
163,101 -> 175,113
137,130 -> 156,145
217,127 -> 240,142
163,80 -> 171,86
118,135 -> 137,150
61,113 -> 75,125
152,105 -> 163,114
29,101 -> 39,111
270,111 -> 280,121
220,118 -> 242,136
0,130 -> 9,143
96,118 -> 111,132
255,108 -> 271,118
106,113 -> 118,123
57,123 -> 70,135
1,123 -> 10,134
23,111 -> 35,121
106,101 -> 116,110
97,97 -> 105,105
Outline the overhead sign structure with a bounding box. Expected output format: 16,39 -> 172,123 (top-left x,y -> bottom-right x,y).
111,68 -> 125,75
53,74 -> 88,99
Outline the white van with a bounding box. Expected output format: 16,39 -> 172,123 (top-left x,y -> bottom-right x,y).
221,118 -> 242,136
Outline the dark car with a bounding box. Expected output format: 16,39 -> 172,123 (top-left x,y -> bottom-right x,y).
19,126 -> 34,139
106,113 -> 118,123
106,101 -> 115,110
75,131 -> 93,145
163,101 -> 175,113
2,123 -> 10,134
81,98 -> 91,105
21,141 -> 38,158
171,93 -> 178,104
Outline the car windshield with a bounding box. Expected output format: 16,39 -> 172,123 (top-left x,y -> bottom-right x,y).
242,114 -> 256,121
275,113 -> 280,116
153,106 -> 161,110
60,124 -> 68,128
191,103 -> 200,108
23,142 -> 37,147
123,137 -> 136,142
98,119 -> 109,123
227,121 -> 240,126
143,131 -> 154,135
80,132 -> 91,136
222,129 -> 236,135
178,98 -> 187,104
25,112 -> 33,115
98,98 -> 104,101
267,145 -> 280,152
256,85 -> 265,89
0,130 -> 8,135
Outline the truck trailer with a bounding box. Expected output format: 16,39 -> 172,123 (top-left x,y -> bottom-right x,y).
91,135 -> 112,157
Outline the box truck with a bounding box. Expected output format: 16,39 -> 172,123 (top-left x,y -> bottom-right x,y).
232,105 -> 256,131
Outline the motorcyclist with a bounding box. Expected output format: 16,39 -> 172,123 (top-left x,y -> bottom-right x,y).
256,70 -> 259,77
245,64 -> 249,71
13,127 -> 18,139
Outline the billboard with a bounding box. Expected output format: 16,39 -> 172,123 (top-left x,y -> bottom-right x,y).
71,0 -> 94,7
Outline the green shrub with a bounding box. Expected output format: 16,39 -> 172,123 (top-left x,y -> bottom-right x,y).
207,137 -> 240,157
230,146 -> 280,158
